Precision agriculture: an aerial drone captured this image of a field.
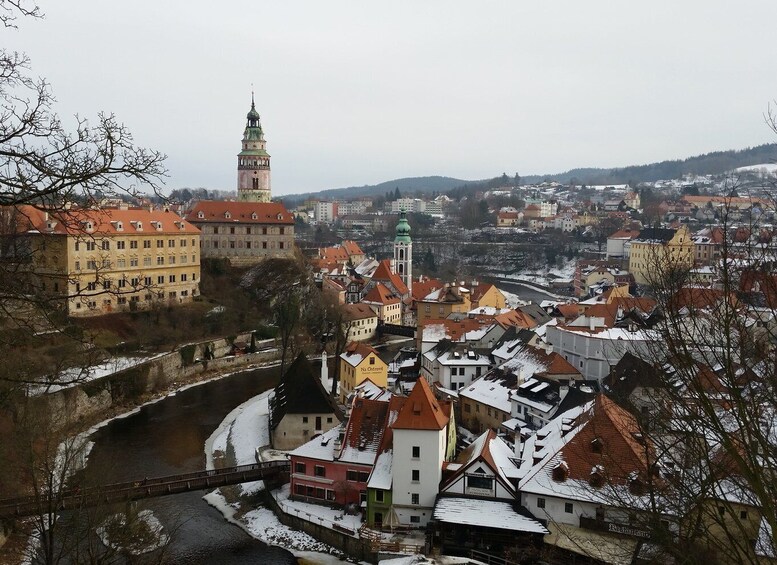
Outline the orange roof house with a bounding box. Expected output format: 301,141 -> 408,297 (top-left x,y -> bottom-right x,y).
392,377 -> 450,431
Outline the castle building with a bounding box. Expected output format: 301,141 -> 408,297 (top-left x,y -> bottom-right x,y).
393,209 -> 413,296
4,205 -> 201,316
237,95 -> 271,203
186,200 -> 294,266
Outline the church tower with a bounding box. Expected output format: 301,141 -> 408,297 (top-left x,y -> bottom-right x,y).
393,209 -> 412,295
237,94 -> 271,203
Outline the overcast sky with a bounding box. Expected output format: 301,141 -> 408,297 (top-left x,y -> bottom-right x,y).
9,1 -> 777,195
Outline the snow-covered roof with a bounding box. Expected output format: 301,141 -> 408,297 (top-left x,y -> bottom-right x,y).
460,375 -> 512,413
432,497 -> 548,534
367,449 -> 393,490
289,426 -> 340,462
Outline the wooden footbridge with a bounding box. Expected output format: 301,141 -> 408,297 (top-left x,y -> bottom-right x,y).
0,461 -> 290,518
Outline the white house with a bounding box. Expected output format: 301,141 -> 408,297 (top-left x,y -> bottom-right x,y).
391,378 -> 453,527
421,345 -> 493,392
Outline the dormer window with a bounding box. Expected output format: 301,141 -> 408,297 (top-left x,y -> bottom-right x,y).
251,212 -> 258,220
591,437 -> 604,454
590,465 -> 605,488
225,211 -> 231,219
277,213 -> 283,220
552,461 -> 569,482
197,211 -> 204,219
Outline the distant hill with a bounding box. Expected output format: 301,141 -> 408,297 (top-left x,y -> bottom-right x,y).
519,143 -> 777,186
282,176 -> 475,203
281,144 -> 777,203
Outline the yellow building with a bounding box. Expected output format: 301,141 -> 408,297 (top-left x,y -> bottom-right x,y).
338,342 -> 387,403
416,284 -> 472,325
470,283 -> 506,310
7,205 -> 201,316
628,225 -> 693,286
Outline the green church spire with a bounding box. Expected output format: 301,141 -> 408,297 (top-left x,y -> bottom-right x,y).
395,209 -> 412,243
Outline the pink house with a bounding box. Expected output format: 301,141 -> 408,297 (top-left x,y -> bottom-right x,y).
289,396 -> 394,507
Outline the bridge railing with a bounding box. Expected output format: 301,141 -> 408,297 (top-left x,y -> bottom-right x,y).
0,461 -> 290,517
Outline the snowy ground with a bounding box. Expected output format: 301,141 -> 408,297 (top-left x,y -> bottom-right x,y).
29,354 -> 166,396
96,509 -> 169,555
203,391 -> 349,561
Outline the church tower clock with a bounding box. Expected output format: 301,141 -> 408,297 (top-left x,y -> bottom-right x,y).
237,94 -> 271,203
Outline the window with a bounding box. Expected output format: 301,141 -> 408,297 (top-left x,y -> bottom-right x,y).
143,256 -> 151,266
181,274 -> 187,281
144,239 -> 151,248
75,261 -> 81,270
229,227 -> 235,235
212,226 -> 219,234
157,239 -> 164,248
168,239 -> 175,247
347,470 -> 358,481
169,255 -> 175,264
169,275 -> 176,283
280,227 -> 285,235
411,493 -> 419,505
740,510 -> 748,520
294,462 -> 306,474
537,497 -> 546,509
412,446 -> 420,459
314,466 -> 326,477
86,282 -> 97,291
117,258 -> 126,268
86,260 -> 96,270
565,502 -> 574,514
375,490 -> 384,503
302,416 -> 308,423
410,516 -> 420,524
144,276 -> 152,286
131,277 -> 139,286
157,275 -> 164,284
130,257 -> 138,267
369,356 -> 375,365
130,240 -> 138,249
118,279 -> 126,288
411,470 -> 420,482
102,280 -> 111,290
102,240 -> 109,250
180,239 -> 187,247
86,241 -> 96,251
157,256 -> 164,265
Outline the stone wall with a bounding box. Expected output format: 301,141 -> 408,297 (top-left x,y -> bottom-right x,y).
37,335 -> 279,429
262,490 -> 377,563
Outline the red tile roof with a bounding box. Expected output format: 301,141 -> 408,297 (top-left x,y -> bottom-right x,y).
372,259 -> 408,295
470,283 -> 497,304
343,303 -> 377,321
186,200 -> 293,224
363,283 -> 400,305
561,395 -> 650,482
11,205 -> 200,235
412,278 -> 444,302
392,377 -> 449,431
342,240 -> 364,257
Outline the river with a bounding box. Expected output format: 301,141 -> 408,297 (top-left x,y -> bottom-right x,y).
85,365 -> 298,564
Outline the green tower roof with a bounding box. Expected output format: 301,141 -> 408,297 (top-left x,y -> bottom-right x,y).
395,209 -> 412,243
244,94 -> 264,141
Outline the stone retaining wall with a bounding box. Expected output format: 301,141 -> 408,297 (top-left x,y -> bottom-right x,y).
37,335 -> 279,429
262,489 -> 378,563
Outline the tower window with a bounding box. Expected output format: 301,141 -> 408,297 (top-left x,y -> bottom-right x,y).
252,178 -> 259,189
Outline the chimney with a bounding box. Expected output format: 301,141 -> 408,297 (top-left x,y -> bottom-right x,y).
559,385 -> 569,402
513,431 -> 522,458
589,317 -> 596,331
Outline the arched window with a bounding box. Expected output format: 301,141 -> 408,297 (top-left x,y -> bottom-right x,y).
399,249 -> 404,260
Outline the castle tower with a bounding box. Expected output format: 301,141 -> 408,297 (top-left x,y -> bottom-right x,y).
393,209 -> 412,295
237,94 -> 271,203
